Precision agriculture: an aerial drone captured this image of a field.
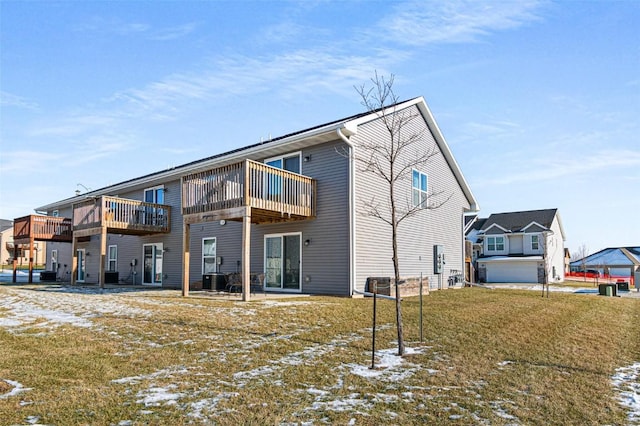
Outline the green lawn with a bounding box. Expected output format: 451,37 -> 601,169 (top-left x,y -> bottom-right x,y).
0,284 -> 638,425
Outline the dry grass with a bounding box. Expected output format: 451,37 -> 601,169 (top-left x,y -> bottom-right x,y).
0,285 -> 638,425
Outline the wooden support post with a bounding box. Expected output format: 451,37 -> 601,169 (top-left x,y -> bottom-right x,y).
28,237 -> 34,283
71,237 -> 78,285
182,222 -> 190,297
12,250 -> 17,283
99,227 -> 107,289
242,208 -> 251,302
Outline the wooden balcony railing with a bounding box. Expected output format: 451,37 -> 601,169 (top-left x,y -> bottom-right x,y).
13,215 -> 73,243
73,195 -> 171,235
182,159 -> 315,223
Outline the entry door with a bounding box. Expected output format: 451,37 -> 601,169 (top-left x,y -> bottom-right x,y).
76,249 -> 86,283
265,233 -> 301,292
143,243 -> 163,286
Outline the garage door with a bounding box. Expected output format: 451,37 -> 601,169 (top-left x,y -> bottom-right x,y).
486,261 -> 538,283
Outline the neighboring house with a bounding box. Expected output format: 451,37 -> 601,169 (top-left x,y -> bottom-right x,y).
569,247 -> 639,286
0,219 -> 47,268
26,97 -> 478,298
469,209 -> 566,284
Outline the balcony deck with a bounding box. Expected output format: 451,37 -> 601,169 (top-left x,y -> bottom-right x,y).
13,215 -> 73,244
182,159 -> 316,224
73,196 -> 171,237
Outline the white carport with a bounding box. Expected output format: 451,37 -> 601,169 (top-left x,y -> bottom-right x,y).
479,256 -> 541,283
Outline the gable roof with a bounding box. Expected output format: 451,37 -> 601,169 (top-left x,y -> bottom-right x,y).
480,209 -> 558,233
35,97 -> 478,213
570,247 -> 640,267
0,219 -> 13,233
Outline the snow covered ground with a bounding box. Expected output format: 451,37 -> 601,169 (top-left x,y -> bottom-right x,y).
0,283 -> 638,424
0,269 -> 43,283
482,282 -> 640,298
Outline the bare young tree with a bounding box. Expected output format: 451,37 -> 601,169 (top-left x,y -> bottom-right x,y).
352,72 -> 449,355
572,243 -> 589,281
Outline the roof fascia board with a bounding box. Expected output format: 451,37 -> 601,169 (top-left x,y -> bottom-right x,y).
554,212 -> 567,241
345,97 -> 479,212
620,247 -> 640,266
521,221 -> 548,232
36,122 -> 349,212
481,223 -> 509,233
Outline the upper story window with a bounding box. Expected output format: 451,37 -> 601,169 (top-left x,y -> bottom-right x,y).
531,235 -> 539,250
487,236 -> 505,252
144,186 -> 165,204
52,210 -> 59,217
266,152 -> 301,174
412,169 -> 428,208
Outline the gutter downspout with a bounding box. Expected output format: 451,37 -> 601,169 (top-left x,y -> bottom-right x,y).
337,126 -> 357,297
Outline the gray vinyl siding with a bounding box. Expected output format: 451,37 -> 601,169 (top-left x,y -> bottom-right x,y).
186,140 -> 351,295
50,179 -> 186,287
353,105 -> 470,291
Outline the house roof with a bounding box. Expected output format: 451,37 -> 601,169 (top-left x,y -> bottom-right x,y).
481,209 -> 557,232
0,219 -> 13,233
36,97 -> 479,213
570,247 -> 640,268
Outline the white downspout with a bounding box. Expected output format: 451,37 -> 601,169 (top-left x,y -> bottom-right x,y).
337,126 -> 357,296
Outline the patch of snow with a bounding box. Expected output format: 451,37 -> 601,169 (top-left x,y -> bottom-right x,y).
0,379 -> 32,399
498,360 -> 514,367
256,300 -> 318,308
188,392 -> 239,419
0,288 -> 152,334
490,399 -> 519,421
136,385 -> 183,407
347,346 -> 426,381
307,392 -> 373,412
485,283 -> 593,294
112,366 -> 190,385
611,362 -> 640,424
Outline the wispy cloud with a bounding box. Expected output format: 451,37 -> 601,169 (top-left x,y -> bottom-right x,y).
0,91 -> 39,110
149,22 -> 199,41
0,150 -> 66,173
108,48 -> 392,118
474,149 -> 640,187
379,0 -> 545,46
75,17 -> 197,41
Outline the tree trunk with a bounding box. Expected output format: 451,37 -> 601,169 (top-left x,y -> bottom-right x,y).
390,174 -> 405,356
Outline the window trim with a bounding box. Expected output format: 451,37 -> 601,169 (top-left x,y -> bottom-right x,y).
202,237 -> 217,275
51,249 -> 58,271
263,231 -> 302,293
144,185 -> 165,204
487,236 -> 505,252
412,169 -> 428,209
531,234 -> 540,251
108,245 -> 117,271
265,151 -> 302,174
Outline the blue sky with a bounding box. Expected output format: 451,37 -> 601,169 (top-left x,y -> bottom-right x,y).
1,0 -> 638,255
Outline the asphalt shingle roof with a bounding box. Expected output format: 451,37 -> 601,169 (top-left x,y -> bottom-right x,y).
480,209 -> 557,233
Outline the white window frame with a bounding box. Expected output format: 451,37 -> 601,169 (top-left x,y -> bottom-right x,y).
531,235 -> 540,251
202,237 -> 217,274
487,236 -> 505,252
144,185 -> 165,204
51,249 -> 58,272
108,245 -> 117,271
142,243 -> 163,286
263,232 -> 302,293
265,151 -> 302,174
412,169 -> 428,209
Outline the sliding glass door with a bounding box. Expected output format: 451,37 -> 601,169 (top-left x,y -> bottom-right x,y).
143,243 -> 163,286
265,233 -> 301,292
